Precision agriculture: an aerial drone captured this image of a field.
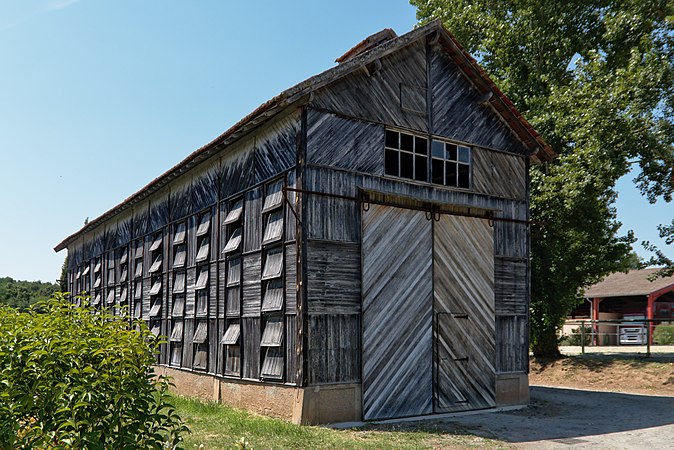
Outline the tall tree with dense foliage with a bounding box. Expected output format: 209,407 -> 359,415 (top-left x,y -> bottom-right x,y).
0,277 -> 59,309
412,0 -> 674,356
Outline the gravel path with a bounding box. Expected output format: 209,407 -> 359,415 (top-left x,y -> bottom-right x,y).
441,385 -> 674,449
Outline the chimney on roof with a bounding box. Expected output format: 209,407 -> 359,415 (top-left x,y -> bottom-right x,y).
336,28 -> 398,64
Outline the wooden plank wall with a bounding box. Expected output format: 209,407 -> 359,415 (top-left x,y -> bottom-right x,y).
311,40 -> 428,133
430,43 -> 528,155
66,112 -> 301,387
434,215 -> 495,412
306,110 -> 385,175
361,205 -> 433,420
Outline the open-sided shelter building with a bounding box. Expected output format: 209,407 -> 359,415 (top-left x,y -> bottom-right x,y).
55,21 -> 555,424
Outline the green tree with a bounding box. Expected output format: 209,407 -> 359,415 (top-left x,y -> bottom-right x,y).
0,277 -> 59,310
59,256 -> 69,292
412,0 -> 674,356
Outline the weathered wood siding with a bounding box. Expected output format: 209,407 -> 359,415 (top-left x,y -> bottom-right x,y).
306,110 -> 385,174
307,314 -> 360,384
311,40 -> 428,133
66,111 -> 301,385
430,43 -> 528,155
434,215 -> 495,412
362,205 -> 433,420
472,148 -> 527,200
306,241 -> 360,315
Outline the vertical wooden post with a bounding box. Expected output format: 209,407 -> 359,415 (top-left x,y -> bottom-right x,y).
295,107 -> 308,388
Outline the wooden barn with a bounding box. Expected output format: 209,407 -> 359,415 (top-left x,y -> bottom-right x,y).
55,20 -> 555,424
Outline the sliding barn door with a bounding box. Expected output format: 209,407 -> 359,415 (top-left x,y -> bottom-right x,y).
362,204 -> 433,420
434,215 -> 495,412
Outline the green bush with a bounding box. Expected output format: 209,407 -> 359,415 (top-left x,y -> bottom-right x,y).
559,325 -> 593,346
653,324 -> 674,345
0,293 -> 188,449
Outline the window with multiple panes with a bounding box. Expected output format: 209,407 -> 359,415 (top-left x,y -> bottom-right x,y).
385,129 -> 428,182
431,139 -> 471,188
384,129 -> 472,189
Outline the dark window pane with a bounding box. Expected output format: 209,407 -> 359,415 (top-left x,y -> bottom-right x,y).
458,163 -> 470,188
400,152 -> 414,179
400,133 -> 414,152
432,159 -> 444,184
446,143 -> 457,161
458,146 -> 470,163
432,140 -> 444,158
415,136 -> 428,155
446,161 -> 457,186
385,130 -> 399,148
385,149 -> 399,176
415,155 -> 428,182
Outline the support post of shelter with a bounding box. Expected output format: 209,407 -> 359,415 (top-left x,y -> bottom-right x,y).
591,297 -> 603,346
647,293 -> 656,346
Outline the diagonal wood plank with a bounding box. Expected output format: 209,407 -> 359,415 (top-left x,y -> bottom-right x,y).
362,204 -> 433,420
434,215 -> 496,412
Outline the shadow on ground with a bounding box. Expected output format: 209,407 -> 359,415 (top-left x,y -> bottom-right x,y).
382,386 -> 674,448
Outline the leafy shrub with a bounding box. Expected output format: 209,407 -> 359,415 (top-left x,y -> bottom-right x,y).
559,325 -> 592,346
653,324 -> 674,345
0,293 -> 188,449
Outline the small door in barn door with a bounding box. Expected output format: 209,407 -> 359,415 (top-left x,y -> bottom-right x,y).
434,214 -> 496,412
362,204 -> 434,420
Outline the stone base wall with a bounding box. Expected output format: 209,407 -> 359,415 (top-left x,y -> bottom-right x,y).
155,366 -> 362,425
495,372 -> 530,406
156,366 -> 528,424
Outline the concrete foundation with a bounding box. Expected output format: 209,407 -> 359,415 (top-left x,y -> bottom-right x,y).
495,372 -> 530,406
155,366 -> 362,425
156,366 -> 528,424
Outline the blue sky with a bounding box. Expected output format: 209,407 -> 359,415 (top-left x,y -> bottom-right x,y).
0,0 -> 670,282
